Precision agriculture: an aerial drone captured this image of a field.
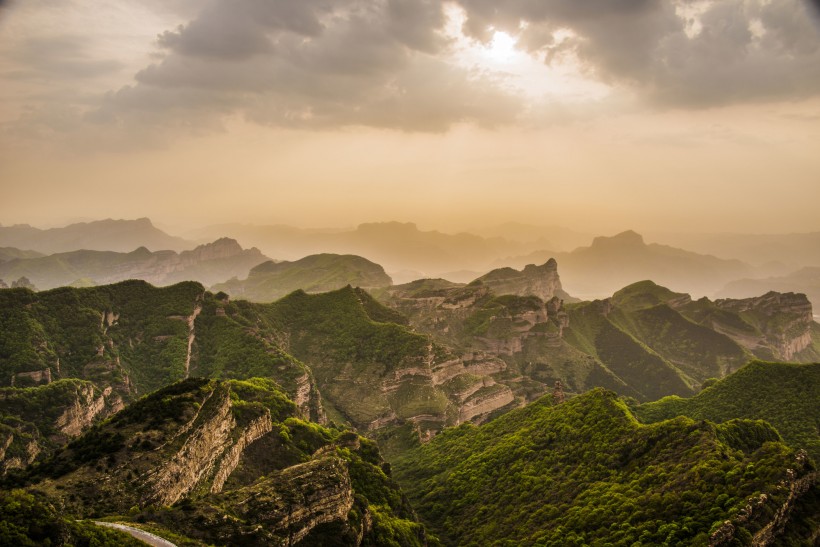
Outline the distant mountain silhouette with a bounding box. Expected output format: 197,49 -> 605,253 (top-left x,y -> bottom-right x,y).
0,238 -> 267,289
194,221 -> 544,278
494,230 -> 752,298
718,266 -> 820,315
0,218 -> 193,254
653,231 -> 820,273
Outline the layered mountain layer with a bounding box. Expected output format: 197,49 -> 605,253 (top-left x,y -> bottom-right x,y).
0,238 -> 268,290
0,218 -> 191,254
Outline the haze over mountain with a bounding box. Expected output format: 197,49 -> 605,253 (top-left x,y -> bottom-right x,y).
653,231 -> 820,274
718,267 -> 820,318
496,230 -> 753,299
2,0 -> 820,543
0,218 -> 193,254
194,221 -> 546,282
0,238 -> 268,290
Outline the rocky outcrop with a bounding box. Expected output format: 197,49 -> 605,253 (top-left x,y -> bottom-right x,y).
210,413 -> 273,493
0,425 -> 40,474
293,371 -> 327,424
54,384 -> 111,437
457,385 -> 514,423
184,304 -> 202,378
476,259 -> 570,301
713,292 -> 814,360
10,368 -> 51,387
231,455 -> 355,545
710,450 -> 817,546
142,386 -> 243,505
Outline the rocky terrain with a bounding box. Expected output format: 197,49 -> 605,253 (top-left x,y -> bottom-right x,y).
382,264 -> 820,404
718,266 -> 820,318
9,378 -> 430,546
0,271 -> 818,545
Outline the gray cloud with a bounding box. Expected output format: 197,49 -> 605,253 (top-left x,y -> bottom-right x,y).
5,34 -> 124,81
456,0 -> 820,107
93,0 -> 520,133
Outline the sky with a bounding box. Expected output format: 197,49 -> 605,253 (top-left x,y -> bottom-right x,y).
1,0 -> 820,236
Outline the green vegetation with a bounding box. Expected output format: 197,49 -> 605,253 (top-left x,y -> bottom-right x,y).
636,361 -> 820,461
393,389 -> 811,546
0,280 -> 203,395
0,489 -> 143,546
261,286 -> 445,428
212,253 -> 392,303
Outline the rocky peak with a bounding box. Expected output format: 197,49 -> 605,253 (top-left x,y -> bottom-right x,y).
183,238 -> 247,262
714,291 -> 814,360
476,259 -> 570,301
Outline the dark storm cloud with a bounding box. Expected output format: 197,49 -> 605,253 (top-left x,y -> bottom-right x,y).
96,0 -> 519,132
455,0 -> 820,107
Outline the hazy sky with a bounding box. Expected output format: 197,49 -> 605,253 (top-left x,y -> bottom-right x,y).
1,0 -> 819,235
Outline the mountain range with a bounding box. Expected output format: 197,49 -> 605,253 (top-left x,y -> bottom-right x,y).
0,218 -> 192,254
0,238 -> 268,290
497,230 -> 752,299
6,218 -> 820,310
0,274 -> 818,544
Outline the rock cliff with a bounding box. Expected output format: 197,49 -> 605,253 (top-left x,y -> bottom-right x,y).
712,291 -> 815,360
476,258 -> 574,302
17,378 -> 429,546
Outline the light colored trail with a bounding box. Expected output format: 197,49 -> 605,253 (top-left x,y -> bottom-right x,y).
94,522 -> 178,547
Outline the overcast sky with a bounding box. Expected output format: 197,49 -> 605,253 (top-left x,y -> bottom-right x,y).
1,0 -> 819,235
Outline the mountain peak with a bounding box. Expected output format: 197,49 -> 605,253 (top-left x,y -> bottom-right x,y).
591,230 -> 645,249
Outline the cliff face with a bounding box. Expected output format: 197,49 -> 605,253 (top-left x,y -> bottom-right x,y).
476,259 -> 573,302
21,378 -> 428,546
0,380 -> 122,474
140,383 -> 274,505
713,292 -> 815,361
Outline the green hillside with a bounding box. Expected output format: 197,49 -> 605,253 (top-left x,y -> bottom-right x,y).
213,253 -> 393,302
262,286 -> 453,428
0,489 -> 144,546
393,389 -> 814,546
635,361 -> 820,461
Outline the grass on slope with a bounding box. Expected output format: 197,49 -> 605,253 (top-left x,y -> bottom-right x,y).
393,389 -> 807,546
635,361 -> 820,461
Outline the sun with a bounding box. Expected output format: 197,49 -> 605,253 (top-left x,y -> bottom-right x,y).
483,30 -> 518,63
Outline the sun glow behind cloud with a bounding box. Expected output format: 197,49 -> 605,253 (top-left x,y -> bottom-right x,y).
442,5 -> 610,105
